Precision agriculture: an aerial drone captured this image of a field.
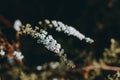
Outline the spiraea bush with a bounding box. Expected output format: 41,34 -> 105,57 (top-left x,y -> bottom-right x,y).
0,19 -> 120,80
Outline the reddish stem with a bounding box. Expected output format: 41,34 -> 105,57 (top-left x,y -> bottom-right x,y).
0,15 -> 13,28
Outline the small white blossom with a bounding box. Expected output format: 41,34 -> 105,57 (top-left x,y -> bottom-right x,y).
56,27 -> 62,32
42,38 -> 50,45
51,20 -> 58,27
36,66 -> 42,71
38,33 -> 46,40
47,35 -> 53,40
14,19 -> 22,31
0,50 -> 5,56
13,51 -> 24,60
17,55 -> 24,60
45,19 -> 50,24
13,51 -> 21,56
51,20 -> 94,43
55,44 -> 61,49
41,30 -> 48,35
35,31 -> 62,53
54,49 -> 60,53
85,37 -> 94,44
49,62 -> 60,69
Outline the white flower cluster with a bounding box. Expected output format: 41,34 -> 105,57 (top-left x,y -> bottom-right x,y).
13,19 -> 22,31
0,50 -> 5,56
51,20 -> 94,44
17,19 -> 94,54
36,30 -> 62,53
18,23 -> 62,54
13,51 -> 24,60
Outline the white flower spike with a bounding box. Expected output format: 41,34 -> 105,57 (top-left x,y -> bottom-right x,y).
51,20 -> 94,43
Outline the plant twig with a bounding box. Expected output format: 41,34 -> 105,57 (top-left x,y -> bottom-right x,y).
0,15 -> 13,28
72,64 -> 120,79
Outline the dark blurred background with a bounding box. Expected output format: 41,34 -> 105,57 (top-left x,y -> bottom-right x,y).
0,0 -> 120,66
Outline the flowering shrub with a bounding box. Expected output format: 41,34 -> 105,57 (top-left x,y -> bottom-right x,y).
0,19 -> 120,80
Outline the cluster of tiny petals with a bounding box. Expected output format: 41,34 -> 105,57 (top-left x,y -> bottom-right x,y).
0,49 -> 24,60
37,31 -> 62,53
17,19 -> 94,54
20,24 -> 62,54
0,50 -> 5,56
51,20 -> 94,43
13,19 -> 22,31
49,62 -> 60,69
13,51 -> 24,60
